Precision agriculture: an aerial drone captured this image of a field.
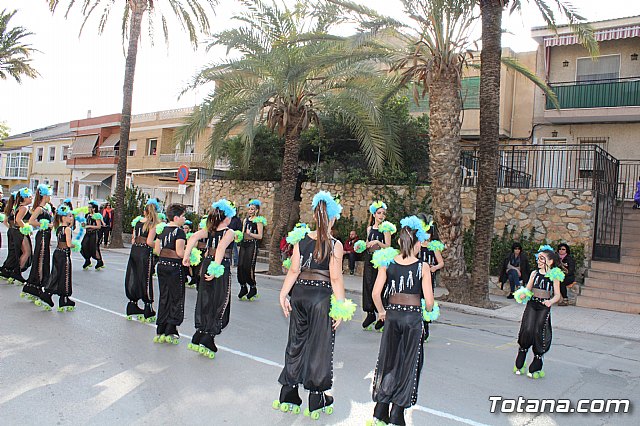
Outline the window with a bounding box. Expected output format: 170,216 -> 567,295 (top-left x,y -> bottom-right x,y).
64,181 -> 70,197
577,55 -> 620,82
129,141 -> 137,157
147,138 -> 158,156
52,180 -> 59,196
176,139 -> 195,154
36,147 -> 44,162
32,179 -> 40,189
62,146 -> 69,161
48,146 -> 56,162
4,152 -> 29,178
578,137 -> 608,179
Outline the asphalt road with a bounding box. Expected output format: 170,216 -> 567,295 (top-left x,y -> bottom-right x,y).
1,247 -> 638,425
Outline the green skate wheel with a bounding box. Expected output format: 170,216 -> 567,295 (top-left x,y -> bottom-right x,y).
292,405 -> 301,415
304,408 -> 310,417
272,400 -> 280,410
208,352 -> 215,359
187,343 -> 194,350
539,370 -> 545,378
280,404 -> 290,413
172,338 -> 179,345
127,315 -> 133,320
199,346 -> 206,354
325,406 -> 333,415
311,411 -> 320,420
20,292 -> 25,298
153,336 -> 160,343
44,306 -> 52,311
57,307 -> 63,312
137,315 -> 144,321
35,300 -> 42,306
68,306 -> 75,311
366,421 -> 374,426
159,335 -> 166,343
8,278 -> 14,283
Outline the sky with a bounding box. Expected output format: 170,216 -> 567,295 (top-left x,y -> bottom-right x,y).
1,0 -> 639,135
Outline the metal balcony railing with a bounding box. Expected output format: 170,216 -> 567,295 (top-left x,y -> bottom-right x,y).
546,77 -> 640,109
159,153 -> 206,163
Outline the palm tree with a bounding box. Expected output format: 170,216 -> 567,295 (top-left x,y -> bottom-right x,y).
177,0 -> 401,275
48,0 -> 218,248
0,9 -> 39,83
329,0 -> 479,303
470,0 -> 598,305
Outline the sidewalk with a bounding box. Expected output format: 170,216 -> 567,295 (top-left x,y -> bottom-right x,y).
251,261 -> 640,342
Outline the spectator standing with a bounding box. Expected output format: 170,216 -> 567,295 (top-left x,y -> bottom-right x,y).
101,202 -> 113,246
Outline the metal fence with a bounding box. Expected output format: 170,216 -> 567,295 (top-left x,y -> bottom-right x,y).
619,160 -> 640,201
546,77 -> 640,109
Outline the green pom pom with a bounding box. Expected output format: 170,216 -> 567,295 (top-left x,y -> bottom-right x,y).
20,224 -> 34,235
378,221 -> 397,234
251,216 -> 268,225
329,295 -> 357,321
545,267 -> 565,282
427,240 -> 445,252
234,230 -> 244,243
0,213 -> 5,222
131,216 -> 143,227
71,241 -> 81,252
199,217 -> 207,229
206,261 -> 225,278
513,286 -> 533,304
73,206 -> 89,215
286,224 -> 310,245
354,240 -> 366,254
190,248 -> 202,266
92,213 -> 103,221
282,257 -> 292,270
371,247 -> 399,269
158,213 -> 167,221
422,300 -> 440,322
155,223 -> 167,235
39,219 -> 50,230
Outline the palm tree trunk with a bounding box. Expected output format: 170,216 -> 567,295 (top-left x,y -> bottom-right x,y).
268,130 -> 300,275
428,66 -> 468,303
470,0 -> 503,307
111,1 -> 147,248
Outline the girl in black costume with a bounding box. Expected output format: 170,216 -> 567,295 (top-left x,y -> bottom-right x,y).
81,200 -> 104,270
42,206 -> 76,311
274,191 -> 356,420
362,201 -> 392,331
513,248 -> 564,379
1,188 -> 33,283
153,203 -> 187,344
237,198 -> 265,301
183,199 -> 236,358
417,213 -> 444,342
124,198 -> 161,321
24,184 -> 54,304
369,217 -> 434,426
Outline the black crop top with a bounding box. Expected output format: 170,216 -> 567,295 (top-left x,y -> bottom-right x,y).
12,206 -> 30,226
244,218 -> 258,235
133,221 -> 149,238
159,226 -> 186,250
383,260 -> 423,299
420,246 -> 437,266
208,228 -> 232,259
56,226 -> 69,245
85,213 -> 99,231
367,227 -> 385,243
532,271 -> 554,295
298,235 -> 336,271
36,208 -> 52,223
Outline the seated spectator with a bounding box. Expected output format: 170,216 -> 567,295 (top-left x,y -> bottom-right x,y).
557,243 -> 576,306
343,230 -> 359,275
499,242 -> 530,299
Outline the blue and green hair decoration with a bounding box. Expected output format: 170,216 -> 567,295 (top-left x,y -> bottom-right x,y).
37,184 -> 53,196
146,198 -> 161,212
247,199 -> 261,208
400,216 -> 429,242
211,198 -> 237,218
312,191 -> 342,221
18,187 -> 32,198
369,200 -> 387,215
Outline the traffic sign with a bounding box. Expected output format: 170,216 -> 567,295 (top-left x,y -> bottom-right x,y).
177,165 -> 189,184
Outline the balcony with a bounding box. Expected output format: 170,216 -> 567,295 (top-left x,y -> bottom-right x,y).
159,153 -> 206,163
545,77 -> 640,123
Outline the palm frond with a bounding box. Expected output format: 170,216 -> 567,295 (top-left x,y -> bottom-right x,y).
501,56 -> 559,109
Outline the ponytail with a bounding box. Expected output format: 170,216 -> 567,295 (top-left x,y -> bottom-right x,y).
398,226 -> 419,259
313,201 -> 333,263
206,208 -> 225,233
4,194 -> 15,216
368,214 -> 375,227
143,204 -> 159,233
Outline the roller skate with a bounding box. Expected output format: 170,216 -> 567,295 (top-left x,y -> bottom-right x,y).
188,330 -> 204,352
366,402 -> 390,425
304,391 -> 334,420
153,323 -> 167,343
82,259 -> 92,270
389,404 -> 406,426
20,284 -> 38,302
527,355 -> 545,379
95,260 -> 105,271
362,312 -> 376,330
143,303 -> 156,323
10,272 -> 25,285
57,296 -> 76,312
374,319 -> 384,333
126,301 -> 145,321
238,284 -> 248,300
163,324 -> 180,345
513,347 -> 528,375
273,384 -> 302,414
37,289 -> 54,311
198,333 -> 217,359
246,285 -> 259,301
